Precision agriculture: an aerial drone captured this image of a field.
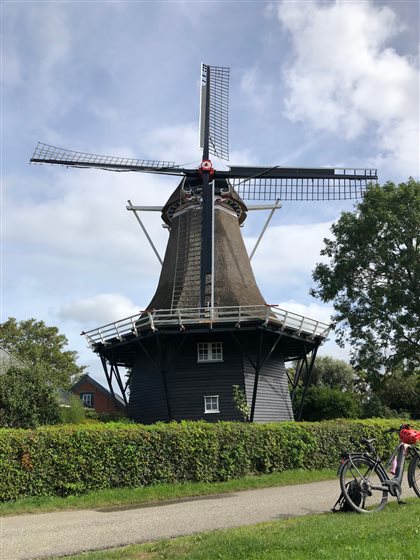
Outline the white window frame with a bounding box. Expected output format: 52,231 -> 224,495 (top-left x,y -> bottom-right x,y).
204,395 -> 220,414
197,342 -> 223,363
81,393 -> 93,407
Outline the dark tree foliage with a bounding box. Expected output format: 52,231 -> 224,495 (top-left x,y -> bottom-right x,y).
298,386 -> 362,421
375,372 -> 420,419
0,318 -> 86,388
0,365 -> 61,428
311,180 -> 420,375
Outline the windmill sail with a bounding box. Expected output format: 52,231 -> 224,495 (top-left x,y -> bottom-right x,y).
31,142 -> 186,176
222,166 -> 378,201
199,64 -> 230,161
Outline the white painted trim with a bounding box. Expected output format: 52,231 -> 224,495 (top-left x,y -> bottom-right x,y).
204,395 -> 220,413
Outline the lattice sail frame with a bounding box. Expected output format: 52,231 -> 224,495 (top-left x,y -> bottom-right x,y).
199,64 -> 230,161
230,170 -> 377,201
31,142 -> 178,171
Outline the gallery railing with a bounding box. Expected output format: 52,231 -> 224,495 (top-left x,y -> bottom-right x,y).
82,305 -> 331,348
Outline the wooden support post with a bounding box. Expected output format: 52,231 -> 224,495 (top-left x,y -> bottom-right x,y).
296,343 -> 320,421
99,354 -> 119,408
250,330 -> 264,423
113,364 -> 129,407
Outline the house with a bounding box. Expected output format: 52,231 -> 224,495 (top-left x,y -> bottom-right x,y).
0,346 -> 23,374
71,374 -> 126,415
56,387 -> 74,408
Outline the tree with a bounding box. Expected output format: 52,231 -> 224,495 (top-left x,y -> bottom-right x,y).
361,394 -> 397,419
311,180 -> 420,375
0,318 -> 86,388
291,356 -> 362,420
0,365 -> 61,428
310,356 -> 356,391
298,386 -> 362,421
375,371 -> 420,419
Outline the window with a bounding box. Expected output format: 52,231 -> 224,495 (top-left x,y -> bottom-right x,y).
204,395 -> 220,414
197,342 -> 223,362
80,392 -> 94,407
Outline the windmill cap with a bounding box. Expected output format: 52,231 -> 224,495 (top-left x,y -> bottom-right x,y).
161,179 -> 248,226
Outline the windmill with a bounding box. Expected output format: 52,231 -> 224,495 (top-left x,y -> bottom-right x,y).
31,64 -> 378,422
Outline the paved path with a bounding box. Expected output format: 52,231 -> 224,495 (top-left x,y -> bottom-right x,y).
1,480 -> 416,560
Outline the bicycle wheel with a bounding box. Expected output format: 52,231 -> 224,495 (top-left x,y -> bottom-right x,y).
339,456 -> 388,513
408,454 -> 420,498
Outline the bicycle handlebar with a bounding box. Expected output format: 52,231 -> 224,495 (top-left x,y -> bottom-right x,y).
384,424 -> 411,435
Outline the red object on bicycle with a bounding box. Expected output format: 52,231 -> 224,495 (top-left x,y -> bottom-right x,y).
399,426 -> 420,445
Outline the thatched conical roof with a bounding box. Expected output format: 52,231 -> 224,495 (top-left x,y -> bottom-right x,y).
146,179 -> 266,310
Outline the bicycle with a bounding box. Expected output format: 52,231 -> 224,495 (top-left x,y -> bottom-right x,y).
337,424 -> 420,513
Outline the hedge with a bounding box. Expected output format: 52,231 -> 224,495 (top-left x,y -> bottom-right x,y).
0,419 -> 416,501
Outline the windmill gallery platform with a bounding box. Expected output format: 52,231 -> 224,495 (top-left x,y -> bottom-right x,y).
83,304 -> 331,424
31,64 -> 377,423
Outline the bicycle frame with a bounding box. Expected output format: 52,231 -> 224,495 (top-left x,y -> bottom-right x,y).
344,452 -> 390,493
345,442 -> 419,499
407,445 -> 420,490
383,443 -> 407,497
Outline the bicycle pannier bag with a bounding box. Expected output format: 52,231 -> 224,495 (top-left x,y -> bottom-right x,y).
332,481 -> 362,512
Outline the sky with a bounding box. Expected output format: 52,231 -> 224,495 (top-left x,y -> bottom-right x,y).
2,0 -> 419,388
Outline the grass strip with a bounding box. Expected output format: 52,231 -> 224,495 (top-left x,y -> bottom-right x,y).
0,469 -> 336,516
49,499 -> 420,560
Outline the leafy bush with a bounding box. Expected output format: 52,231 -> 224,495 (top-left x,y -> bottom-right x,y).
232,385 -> 250,421
0,365 -> 61,428
0,419 -> 416,502
60,395 -> 86,424
299,386 -> 362,421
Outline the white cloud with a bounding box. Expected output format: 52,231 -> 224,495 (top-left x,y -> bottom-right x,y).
3,139 -> 177,333
2,37 -> 22,87
277,0 -> 419,177
5,164 -> 172,265
3,3 -> 71,86
176,0 -> 212,25
228,148 -> 259,167
240,67 -> 274,114
246,220 -> 332,293
277,299 -> 333,325
58,293 -> 139,326
141,123 -> 202,165
318,339 -> 351,362
277,299 -> 352,362
36,7 -> 72,76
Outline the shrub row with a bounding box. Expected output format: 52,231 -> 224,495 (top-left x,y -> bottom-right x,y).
0,419 -> 415,501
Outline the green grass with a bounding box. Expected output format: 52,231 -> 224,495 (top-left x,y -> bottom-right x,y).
48,499 -> 420,560
0,469 -> 336,516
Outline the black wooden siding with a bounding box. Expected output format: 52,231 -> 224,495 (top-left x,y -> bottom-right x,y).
128,340 -> 170,423
169,333 -> 244,422
128,330 -> 294,424
129,332 -> 245,423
